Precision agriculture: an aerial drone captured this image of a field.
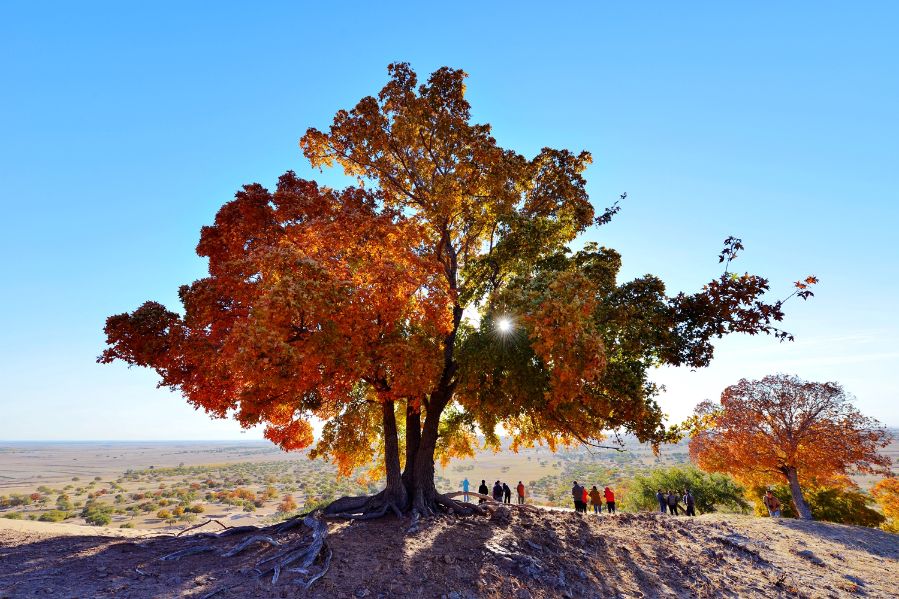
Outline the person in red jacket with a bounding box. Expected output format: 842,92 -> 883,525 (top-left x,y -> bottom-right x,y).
516,481 -> 526,505
581,486 -> 589,511
604,486 -> 616,514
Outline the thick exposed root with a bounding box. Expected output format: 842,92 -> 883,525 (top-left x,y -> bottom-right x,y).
156,513 -> 330,594
321,489 -> 501,525
321,494 -> 376,516
442,491 -> 540,514
220,535 -> 280,557
436,493 -> 488,516
322,490 -> 403,520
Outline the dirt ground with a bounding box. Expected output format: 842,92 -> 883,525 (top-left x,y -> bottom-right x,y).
1,508 -> 897,598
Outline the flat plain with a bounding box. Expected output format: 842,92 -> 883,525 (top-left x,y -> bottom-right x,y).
1,434 -> 895,532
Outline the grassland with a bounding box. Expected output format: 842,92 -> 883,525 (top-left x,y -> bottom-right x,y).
2,432 -> 895,531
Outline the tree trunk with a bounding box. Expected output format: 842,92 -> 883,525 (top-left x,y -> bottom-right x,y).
410,390 -> 450,514
402,401 -> 421,488
783,466 -> 813,520
381,400 -> 407,510
408,302 -> 463,514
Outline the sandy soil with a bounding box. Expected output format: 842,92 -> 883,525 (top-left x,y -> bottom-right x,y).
2,508 -> 897,599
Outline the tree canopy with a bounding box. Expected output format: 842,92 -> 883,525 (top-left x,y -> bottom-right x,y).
690,374 -> 892,520
101,63 -> 816,517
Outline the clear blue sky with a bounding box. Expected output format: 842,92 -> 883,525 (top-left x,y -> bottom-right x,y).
1,2 -> 897,440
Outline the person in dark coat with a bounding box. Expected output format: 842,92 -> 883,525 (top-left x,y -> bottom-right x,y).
492,481 -> 503,502
683,489 -> 696,516
502,482 -> 512,504
667,490 -> 679,515
657,489 -> 667,514
571,481 -> 584,513
478,480 -> 489,504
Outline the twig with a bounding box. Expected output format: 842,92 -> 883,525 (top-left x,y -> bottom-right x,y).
176,518 -> 230,537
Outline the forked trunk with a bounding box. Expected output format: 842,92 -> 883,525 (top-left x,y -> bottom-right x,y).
783,466 -> 813,520
409,390 -> 450,514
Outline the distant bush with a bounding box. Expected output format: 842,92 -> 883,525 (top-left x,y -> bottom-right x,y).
621,466 -> 750,514
81,501 -> 113,526
2,512 -> 22,520
301,497 -> 331,514
38,510 -> 69,522
56,494 -> 73,511
120,522 -> 134,529
187,504 -> 205,514
3,494 -> 32,507
277,494 -> 297,513
156,509 -> 172,520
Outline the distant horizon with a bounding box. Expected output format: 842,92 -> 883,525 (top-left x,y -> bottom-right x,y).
4,428 -> 898,444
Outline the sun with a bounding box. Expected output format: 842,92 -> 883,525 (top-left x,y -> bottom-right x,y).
496,318 -> 512,334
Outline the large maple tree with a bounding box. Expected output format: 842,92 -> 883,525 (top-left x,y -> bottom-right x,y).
101,63 -> 816,517
690,374 -> 892,519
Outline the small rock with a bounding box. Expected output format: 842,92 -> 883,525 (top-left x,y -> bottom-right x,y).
355,588 -> 371,598
491,506 -> 512,524
792,548 -> 825,566
444,554 -> 456,564
448,592 -> 461,599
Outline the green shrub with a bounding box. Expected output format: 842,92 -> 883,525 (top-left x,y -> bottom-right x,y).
2,512 -> 22,520
751,484 -> 885,527
81,501 -> 113,526
38,510 -> 69,522
621,466 -> 750,514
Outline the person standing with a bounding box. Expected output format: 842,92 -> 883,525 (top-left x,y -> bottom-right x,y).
763,490 -> 782,517
516,481 -> 526,505
478,480 -> 489,504
683,489 -> 696,516
667,490 -> 679,515
502,482 -> 512,504
492,480 -> 503,502
604,486 -> 616,514
462,478 -> 470,502
589,486 -> 602,514
571,481 -> 583,513
656,489 -> 667,514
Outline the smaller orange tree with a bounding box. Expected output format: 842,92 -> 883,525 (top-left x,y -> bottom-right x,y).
871,477 -> 899,532
690,374 -> 892,520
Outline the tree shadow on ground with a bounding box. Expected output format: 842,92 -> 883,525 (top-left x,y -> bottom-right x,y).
775,519 -> 899,559
0,520 -> 331,599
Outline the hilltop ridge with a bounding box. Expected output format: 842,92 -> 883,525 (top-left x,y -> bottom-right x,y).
2,507 -> 897,598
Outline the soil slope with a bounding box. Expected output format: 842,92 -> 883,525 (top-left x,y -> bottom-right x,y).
1,508 -> 897,598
